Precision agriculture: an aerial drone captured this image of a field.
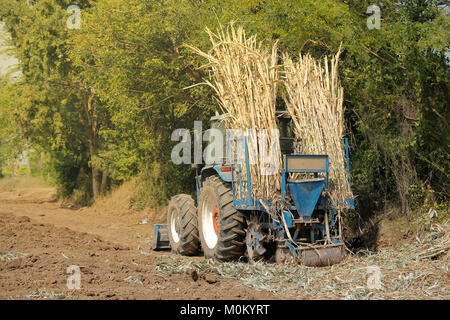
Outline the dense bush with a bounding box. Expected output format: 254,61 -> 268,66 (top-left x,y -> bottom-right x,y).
0,0 -> 448,216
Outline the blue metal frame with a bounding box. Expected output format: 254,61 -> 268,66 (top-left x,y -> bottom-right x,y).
198,134 -> 355,212
281,154 -> 329,199
195,128 -> 355,247
345,137 -> 351,185
152,224 -> 170,250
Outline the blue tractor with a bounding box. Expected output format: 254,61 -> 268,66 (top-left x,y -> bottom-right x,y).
153,112 -> 354,266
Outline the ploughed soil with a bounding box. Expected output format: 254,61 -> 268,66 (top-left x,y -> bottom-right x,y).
2,181 -> 448,300
0,185 -> 291,300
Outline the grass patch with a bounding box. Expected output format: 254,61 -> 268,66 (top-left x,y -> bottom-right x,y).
155,222 -> 449,299
0,176 -> 52,191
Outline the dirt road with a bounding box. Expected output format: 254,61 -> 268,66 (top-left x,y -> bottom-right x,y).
1,184 -> 448,300
0,186 -> 290,300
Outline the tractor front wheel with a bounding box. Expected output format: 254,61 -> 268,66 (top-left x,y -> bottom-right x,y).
198,176 -> 246,261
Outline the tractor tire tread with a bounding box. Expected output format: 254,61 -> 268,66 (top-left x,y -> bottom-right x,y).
199,176 -> 246,261
167,194 -> 199,256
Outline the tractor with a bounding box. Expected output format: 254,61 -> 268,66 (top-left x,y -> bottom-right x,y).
153,111 -> 354,266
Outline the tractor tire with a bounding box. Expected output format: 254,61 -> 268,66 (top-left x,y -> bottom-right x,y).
198,175 -> 246,261
167,194 -> 199,256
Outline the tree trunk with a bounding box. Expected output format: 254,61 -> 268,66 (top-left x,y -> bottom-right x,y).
87,92 -> 100,199
100,171 -> 108,195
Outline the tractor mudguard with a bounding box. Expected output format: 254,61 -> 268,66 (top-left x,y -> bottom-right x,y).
200,165 -> 233,183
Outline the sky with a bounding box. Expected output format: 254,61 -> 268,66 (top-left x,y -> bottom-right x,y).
0,22 -> 20,79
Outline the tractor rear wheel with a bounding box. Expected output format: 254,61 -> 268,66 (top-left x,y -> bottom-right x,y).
167,194 -> 199,256
198,175 -> 246,261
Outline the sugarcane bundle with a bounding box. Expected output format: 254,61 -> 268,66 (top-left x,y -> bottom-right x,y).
282,50 -> 354,209
188,25 -> 281,201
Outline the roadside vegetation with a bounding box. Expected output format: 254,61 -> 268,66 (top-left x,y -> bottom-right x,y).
0,0 -> 448,244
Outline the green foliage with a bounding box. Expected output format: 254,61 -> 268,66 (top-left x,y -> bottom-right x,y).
68,0 -> 222,199
0,0 -> 93,196
246,0 -> 449,214
0,79 -> 24,171
131,161 -> 196,209
0,0 -> 448,214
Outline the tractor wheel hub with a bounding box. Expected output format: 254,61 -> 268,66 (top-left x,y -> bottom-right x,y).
245,222 -> 266,261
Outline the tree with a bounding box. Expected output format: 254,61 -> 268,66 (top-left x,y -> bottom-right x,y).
0,0 -> 97,200
68,0 -> 225,205
240,0 -> 449,214
1,0 -> 447,213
